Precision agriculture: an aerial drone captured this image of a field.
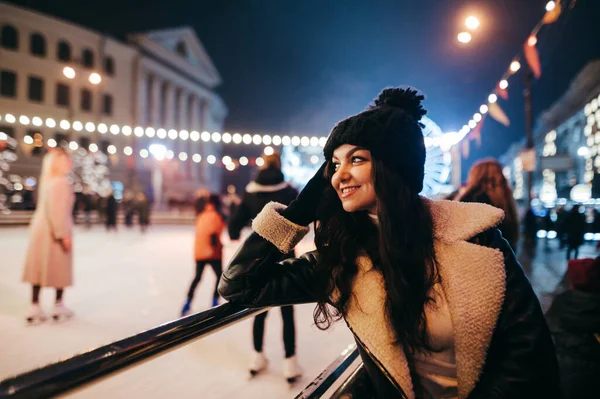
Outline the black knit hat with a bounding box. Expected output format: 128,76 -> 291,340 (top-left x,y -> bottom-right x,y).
323,87 -> 427,193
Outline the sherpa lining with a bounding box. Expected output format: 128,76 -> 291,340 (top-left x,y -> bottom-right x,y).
251,202 -> 309,253
344,199 -> 506,399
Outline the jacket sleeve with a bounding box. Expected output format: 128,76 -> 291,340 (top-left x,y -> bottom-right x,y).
48,179 -> 73,240
470,229 -> 562,399
218,202 -> 320,307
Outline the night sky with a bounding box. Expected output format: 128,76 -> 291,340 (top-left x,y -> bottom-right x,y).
7,0 -> 600,182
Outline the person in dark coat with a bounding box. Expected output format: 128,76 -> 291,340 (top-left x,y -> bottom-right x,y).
105,191 -> 118,232
523,207 -> 538,254
227,152 -> 302,382
123,191 -> 136,228
136,192 -> 150,233
545,257 -> 600,399
564,205 -> 586,260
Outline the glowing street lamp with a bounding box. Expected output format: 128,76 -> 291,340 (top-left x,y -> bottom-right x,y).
457,32 -> 472,44
465,16 -> 480,30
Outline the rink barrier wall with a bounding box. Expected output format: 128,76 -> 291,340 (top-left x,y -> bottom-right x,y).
0,211 -> 196,226
0,303 -> 362,399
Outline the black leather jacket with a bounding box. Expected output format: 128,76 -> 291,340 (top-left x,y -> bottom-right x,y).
219,228 -> 562,398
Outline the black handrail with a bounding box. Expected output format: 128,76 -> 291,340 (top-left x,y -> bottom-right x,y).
329,364 -> 372,399
294,344 -> 360,399
0,304 -> 268,399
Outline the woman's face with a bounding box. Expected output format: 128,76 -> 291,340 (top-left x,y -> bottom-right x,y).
331,144 -> 377,214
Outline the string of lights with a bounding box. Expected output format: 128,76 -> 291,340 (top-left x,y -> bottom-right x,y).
0,129 -> 323,171
0,112 -> 327,148
454,0 -> 566,146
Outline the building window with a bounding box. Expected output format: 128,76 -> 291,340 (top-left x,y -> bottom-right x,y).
81,88 -> 92,111
28,76 -> 44,102
104,56 -> 115,76
54,132 -> 68,148
0,125 -> 15,138
82,48 -> 94,68
0,25 -> 18,50
56,83 -> 70,107
100,139 -> 110,155
79,136 -> 90,151
103,94 -> 113,116
29,33 -> 46,57
176,41 -> 187,58
0,70 -> 17,98
57,40 -> 71,62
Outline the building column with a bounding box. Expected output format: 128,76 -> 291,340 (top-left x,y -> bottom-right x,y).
164,83 -> 176,128
189,95 -> 201,181
176,89 -> 187,155
149,75 -> 161,128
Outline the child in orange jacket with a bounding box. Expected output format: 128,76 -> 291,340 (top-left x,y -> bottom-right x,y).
181,194 -> 225,316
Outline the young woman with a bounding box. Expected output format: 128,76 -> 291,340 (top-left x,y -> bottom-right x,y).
219,87 -> 561,398
23,148 -> 75,323
181,194 -> 225,316
455,158 -> 520,250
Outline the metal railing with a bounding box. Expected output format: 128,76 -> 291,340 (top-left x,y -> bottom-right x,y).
295,344 -> 359,399
0,303 -> 363,399
0,304 -> 265,398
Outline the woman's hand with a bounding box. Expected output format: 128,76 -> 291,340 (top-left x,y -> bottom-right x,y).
59,236 -> 72,253
281,162 -> 327,226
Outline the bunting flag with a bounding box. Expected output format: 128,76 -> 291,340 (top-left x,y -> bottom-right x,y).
543,0 -> 562,24
497,83 -> 509,100
524,37 -> 542,78
461,138 -> 470,159
469,115 -> 485,147
488,102 -> 510,126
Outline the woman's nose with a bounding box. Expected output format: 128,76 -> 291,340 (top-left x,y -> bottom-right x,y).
332,167 -> 350,185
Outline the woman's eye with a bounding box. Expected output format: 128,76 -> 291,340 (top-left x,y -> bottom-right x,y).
352,156 -> 365,164
332,163 -> 340,170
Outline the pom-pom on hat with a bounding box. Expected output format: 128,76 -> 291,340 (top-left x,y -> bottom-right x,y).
323,87 -> 427,193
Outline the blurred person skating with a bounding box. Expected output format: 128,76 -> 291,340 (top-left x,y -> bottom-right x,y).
105,190 -> 118,232
219,87 -> 561,397
123,191 -> 136,228
136,192 -> 150,233
222,184 -> 241,222
564,205 -> 586,260
80,185 -> 93,229
227,152 -> 302,381
181,194 -> 225,316
455,158 -> 520,250
22,148 -> 75,323
545,256 -> 600,398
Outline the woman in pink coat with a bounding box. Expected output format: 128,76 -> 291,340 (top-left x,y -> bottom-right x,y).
22,148 -> 75,323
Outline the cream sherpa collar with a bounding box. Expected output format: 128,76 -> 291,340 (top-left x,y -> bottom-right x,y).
252,199 -> 506,398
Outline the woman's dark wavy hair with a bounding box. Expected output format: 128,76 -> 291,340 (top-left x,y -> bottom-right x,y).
312,156 -> 439,355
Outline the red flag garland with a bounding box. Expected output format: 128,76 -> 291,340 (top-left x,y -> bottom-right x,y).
488,102 -> 510,127
468,115 -> 485,147
496,83 -> 509,100
543,0 -> 562,24
524,36 -> 542,79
